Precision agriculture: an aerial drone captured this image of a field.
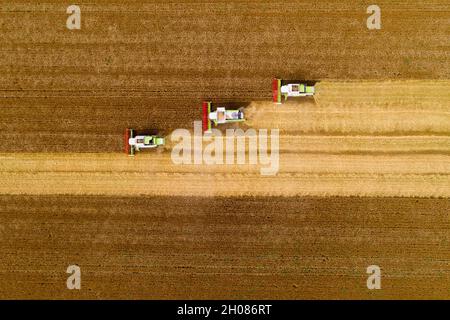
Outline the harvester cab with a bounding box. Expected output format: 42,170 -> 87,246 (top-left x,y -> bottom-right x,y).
124,128 -> 165,156
272,78 -> 315,104
202,101 -> 245,133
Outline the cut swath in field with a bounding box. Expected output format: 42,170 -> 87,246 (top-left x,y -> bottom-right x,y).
0,80 -> 448,198
245,81 -> 450,134
0,151 -> 448,197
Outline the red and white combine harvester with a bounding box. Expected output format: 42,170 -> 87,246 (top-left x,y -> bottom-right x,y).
272,78 -> 315,104
202,101 -> 245,133
124,128 -> 165,156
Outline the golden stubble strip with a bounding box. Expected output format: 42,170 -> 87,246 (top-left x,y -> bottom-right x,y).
279,135 -> 450,154
245,80 -> 450,134
0,171 -> 448,198
0,152 -> 448,197
0,81 -> 448,197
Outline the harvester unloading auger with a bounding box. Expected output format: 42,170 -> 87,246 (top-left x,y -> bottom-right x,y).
124,128 -> 165,156
202,101 -> 245,133
272,78 -> 315,104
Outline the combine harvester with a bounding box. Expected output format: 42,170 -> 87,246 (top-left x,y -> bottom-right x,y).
272,78 -> 315,104
124,128 -> 165,156
202,101 -> 245,133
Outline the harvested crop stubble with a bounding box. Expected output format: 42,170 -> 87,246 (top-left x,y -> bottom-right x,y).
0,152 -> 449,197
246,81 -> 450,134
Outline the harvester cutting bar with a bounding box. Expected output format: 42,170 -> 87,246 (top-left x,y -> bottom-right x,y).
124,128 -> 135,156
202,101 -> 212,132
272,78 -> 282,104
